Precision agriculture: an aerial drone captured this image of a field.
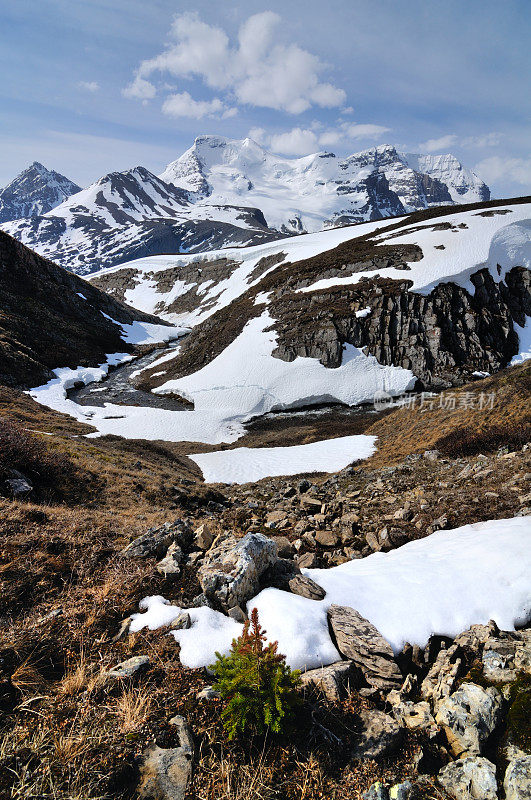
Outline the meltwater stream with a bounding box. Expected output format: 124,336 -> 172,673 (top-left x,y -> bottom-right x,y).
67,344 -> 190,411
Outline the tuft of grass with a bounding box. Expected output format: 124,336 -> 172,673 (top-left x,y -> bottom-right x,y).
114,687 -> 153,733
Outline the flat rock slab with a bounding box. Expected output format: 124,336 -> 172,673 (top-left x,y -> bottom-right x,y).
328,605 -> 402,690
106,655 -> 150,680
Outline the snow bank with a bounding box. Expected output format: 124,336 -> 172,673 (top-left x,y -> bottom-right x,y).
156,312 -> 415,421
189,434 -> 377,484
130,517 -> 531,671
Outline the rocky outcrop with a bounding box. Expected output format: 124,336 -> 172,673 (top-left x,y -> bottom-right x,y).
327,605 -> 402,690
300,660 -> 358,702
505,754 -> 531,800
435,682 -> 504,757
139,715 -> 193,800
271,265 -> 531,388
352,709 -> 402,760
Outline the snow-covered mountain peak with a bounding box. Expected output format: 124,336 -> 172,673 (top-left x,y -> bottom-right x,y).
0,162 -> 81,224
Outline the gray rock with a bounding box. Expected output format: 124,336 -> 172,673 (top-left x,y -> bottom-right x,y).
199,533 -> 278,611
157,543 -> 183,577
300,660 -> 358,702
3,476 -> 33,496
389,782 -> 420,800
139,715 -> 193,800
388,696 -> 437,734
328,605 -> 402,690
106,655 -> 150,680
505,754 -> 531,800
196,686 -> 220,701
352,708 -> 402,760
482,630 -> 531,683
435,682 -> 504,757
121,521 -> 190,559
363,783 -> 389,800
437,756 -> 498,800
288,574 -> 326,600
421,621 -> 498,703
170,613 -> 191,631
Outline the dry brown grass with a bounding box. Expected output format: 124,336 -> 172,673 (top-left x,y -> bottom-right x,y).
364,361 -> 530,468
114,687 -> 153,734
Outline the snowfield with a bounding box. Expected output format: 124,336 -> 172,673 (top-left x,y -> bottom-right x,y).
300,206 -> 531,296
130,516 -> 531,671
155,312 -> 414,429
188,434 -> 378,485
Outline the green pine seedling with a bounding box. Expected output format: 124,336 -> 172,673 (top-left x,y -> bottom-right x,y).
211,607 -> 301,740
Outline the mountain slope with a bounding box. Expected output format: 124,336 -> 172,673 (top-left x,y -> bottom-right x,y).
0,230 -> 174,388
2,166 -> 284,275
161,136 -> 490,231
99,198 -> 530,412
1,138 -> 489,275
0,162 -> 81,224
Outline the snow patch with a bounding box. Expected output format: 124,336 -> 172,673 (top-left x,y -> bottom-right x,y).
131,517 -> 531,672
189,434 -> 377,484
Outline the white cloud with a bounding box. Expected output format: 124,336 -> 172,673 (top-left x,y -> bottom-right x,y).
462,132 -> 502,148
253,120 -> 392,156
77,81 -> 99,93
474,155 -> 531,187
419,134 -> 459,153
269,128 -> 319,155
126,11 -> 346,116
162,91 -> 235,119
123,74 -> 156,101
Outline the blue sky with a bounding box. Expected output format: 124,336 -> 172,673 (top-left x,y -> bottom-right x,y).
1,0 -> 530,196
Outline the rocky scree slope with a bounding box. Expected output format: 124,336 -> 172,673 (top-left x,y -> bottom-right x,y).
129,198 -> 531,397
0,231 -> 169,388
1,137 -> 489,275
0,161 -> 81,224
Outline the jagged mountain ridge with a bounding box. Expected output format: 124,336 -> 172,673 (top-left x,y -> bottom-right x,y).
0,162 -> 81,224
161,137 -> 490,231
1,137 -> 489,275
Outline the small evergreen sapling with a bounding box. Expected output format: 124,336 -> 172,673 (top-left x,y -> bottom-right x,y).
211,608 -> 301,739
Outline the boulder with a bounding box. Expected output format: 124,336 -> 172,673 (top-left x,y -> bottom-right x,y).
352,708 -> 402,760
505,754 -> 531,800
139,715 -> 193,800
121,521 -> 190,559
270,536 -> 294,558
315,529 -> 340,547
388,697 -> 437,734
3,474 -> 33,496
106,655 -> 150,680
435,682 -> 504,757
437,756 -> 498,800
328,605 -> 402,690
194,522 -> 216,551
199,533 -> 277,611
300,660 -> 358,702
